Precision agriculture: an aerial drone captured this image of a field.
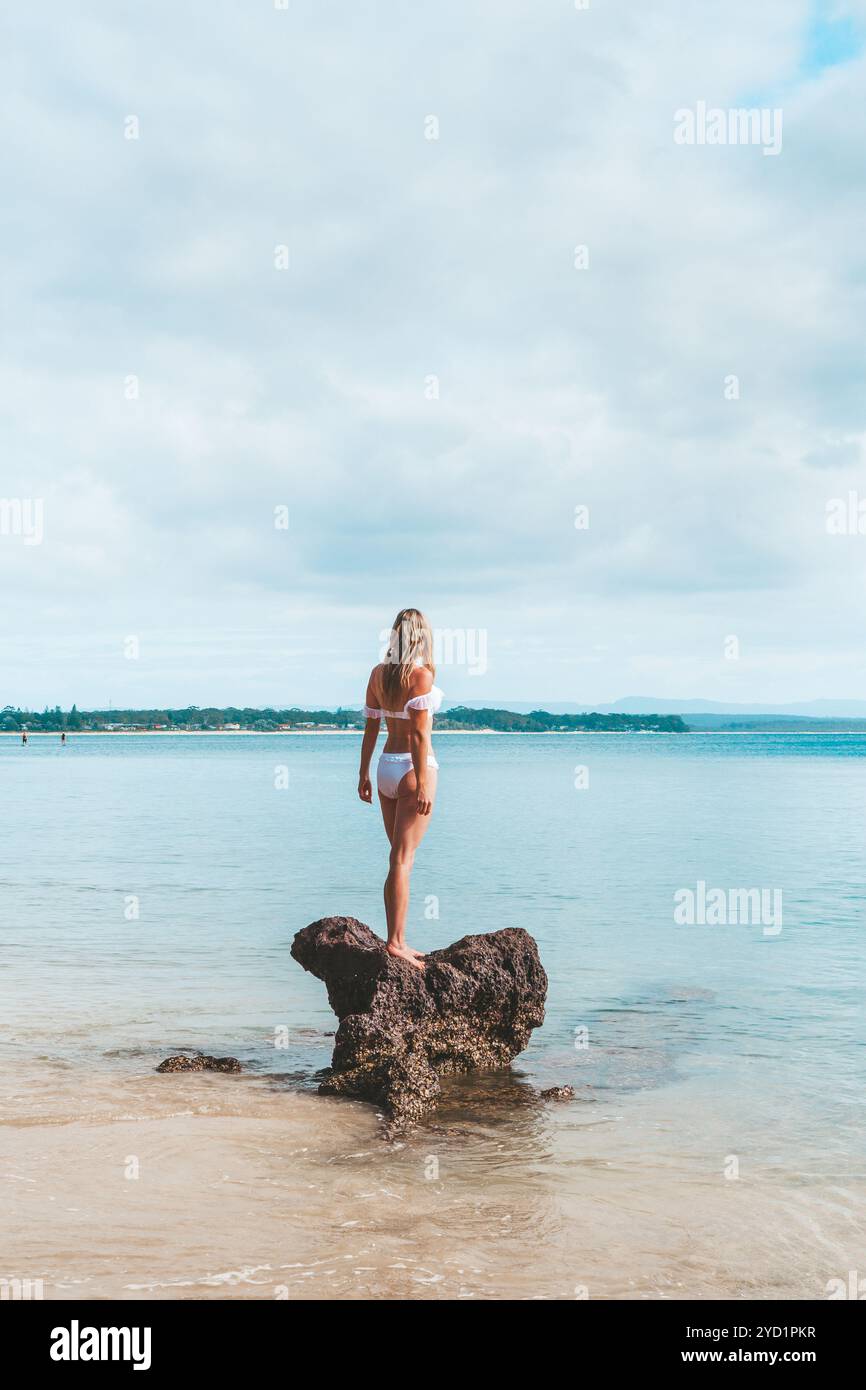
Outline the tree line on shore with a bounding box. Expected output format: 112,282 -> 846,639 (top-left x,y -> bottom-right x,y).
2,704 -> 689,733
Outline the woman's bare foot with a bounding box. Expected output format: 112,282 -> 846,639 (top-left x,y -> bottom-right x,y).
386,943 -> 425,971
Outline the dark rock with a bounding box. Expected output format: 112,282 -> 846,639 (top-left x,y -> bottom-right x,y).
540,1085 -> 575,1101
290,916 -> 547,1128
156,1054 -> 242,1074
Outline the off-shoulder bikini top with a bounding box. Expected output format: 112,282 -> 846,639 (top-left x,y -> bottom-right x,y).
364,686 -> 444,721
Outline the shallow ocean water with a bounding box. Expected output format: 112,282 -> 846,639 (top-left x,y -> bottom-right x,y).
1,732 -> 864,1299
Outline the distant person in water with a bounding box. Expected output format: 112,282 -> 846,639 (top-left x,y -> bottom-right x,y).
358,608 -> 443,971
61,731 -> 67,744
22,730 -> 28,744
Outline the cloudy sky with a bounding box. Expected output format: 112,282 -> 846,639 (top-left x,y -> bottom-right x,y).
2,1 -> 866,709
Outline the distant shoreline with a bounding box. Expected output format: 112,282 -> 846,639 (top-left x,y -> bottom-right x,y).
1,728 -> 657,737
4,729 -> 866,738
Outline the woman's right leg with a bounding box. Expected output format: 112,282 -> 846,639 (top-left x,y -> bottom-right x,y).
378,791 -> 397,939
384,767 -> 437,970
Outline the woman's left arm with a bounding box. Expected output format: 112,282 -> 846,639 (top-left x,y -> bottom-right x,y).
358,671 -> 380,803
358,718 -> 379,803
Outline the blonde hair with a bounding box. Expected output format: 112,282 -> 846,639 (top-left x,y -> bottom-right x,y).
382,609 -> 435,705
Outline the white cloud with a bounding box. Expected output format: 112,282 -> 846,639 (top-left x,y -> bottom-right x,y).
2,1 -> 865,705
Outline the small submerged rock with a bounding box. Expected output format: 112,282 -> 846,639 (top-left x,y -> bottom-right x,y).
540,1085 -> 575,1102
291,915 -> 547,1129
156,1054 -> 242,1074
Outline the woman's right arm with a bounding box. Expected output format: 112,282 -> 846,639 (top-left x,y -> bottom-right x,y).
406,668 -> 434,815
408,713 -> 432,815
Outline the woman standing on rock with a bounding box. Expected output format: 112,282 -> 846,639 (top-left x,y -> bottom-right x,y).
358,609 -> 443,971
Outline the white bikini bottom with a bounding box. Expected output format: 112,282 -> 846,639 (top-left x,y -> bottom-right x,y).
377,750 -> 439,800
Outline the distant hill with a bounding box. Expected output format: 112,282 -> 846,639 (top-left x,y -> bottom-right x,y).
446,696 -> 866,718
445,697 -> 866,729
601,696 -> 866,718
679,714 -> 866,732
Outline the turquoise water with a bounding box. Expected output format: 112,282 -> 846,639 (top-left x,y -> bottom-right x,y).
3,730 -> 866,1300
2,731 -> 865,1174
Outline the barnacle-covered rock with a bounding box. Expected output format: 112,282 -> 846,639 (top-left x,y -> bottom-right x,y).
291,916 -> 547,1128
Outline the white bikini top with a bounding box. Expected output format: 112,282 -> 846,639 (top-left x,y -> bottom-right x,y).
364,686 -> 444,721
